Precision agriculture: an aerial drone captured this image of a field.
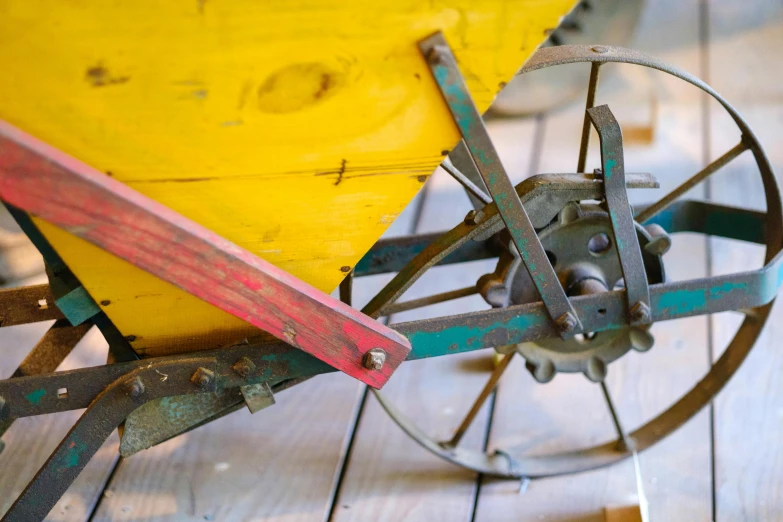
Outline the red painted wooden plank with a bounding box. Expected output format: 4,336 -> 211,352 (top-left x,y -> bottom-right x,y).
0,120 -> 410,388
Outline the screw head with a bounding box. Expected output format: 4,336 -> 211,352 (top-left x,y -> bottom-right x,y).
630,301 -> 651,324
126,377 -> 145,398
555,312 -> 578,333
591,45 -> 609,54
191,367 -> 215,388
363,349 -> 387,371
233,357 -> 256,379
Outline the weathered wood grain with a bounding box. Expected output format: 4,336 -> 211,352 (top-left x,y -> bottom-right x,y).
0,122 -> 410,388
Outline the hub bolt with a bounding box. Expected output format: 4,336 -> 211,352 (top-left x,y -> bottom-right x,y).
555,312 -> 578,333
630,301 -> 651,324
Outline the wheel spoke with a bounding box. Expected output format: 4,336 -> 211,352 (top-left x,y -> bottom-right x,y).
444,351 -> 514,448
577,62 -> 602,173
600,380 -> 632,451
442,150 -> 492,207
381,285 -> 478,316
635,140 -> 748,223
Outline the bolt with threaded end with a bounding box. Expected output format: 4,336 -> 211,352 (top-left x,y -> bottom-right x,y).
191,367 -> 215,388
555,312 -> 578,333
630,301 -> 651,324
233,357 -> 256,379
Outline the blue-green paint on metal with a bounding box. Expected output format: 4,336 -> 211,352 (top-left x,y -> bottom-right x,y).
55,287 -> 101,326
604,158 -> 617,181
709,281 -> 748,299
55,439 -> 88,470
653,287 -> 706,315
406,313 -> 546,359
656,281 -> 749,316
25,388 -> 46,405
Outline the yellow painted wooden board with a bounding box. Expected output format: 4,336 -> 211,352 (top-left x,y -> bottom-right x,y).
0,0 -> 575,355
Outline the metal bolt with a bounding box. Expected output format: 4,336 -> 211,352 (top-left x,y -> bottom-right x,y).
591,45 -> 609,54
191,367 -> 215,388
126,377 -> 145,398
555,312 -> 578,333
630,301 -> 651,323
427,45 -> 446,65
340,265 -> 351,273
644,224 -> 672,256
464,209 -> 486,226
363,349 -> 387,371
233,357 -> 256,379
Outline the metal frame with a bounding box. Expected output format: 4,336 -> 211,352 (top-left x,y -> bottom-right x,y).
372,40 -> 783,478
0,41 -> 782,517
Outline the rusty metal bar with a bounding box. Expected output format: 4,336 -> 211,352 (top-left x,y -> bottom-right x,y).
0,284 -> 63,327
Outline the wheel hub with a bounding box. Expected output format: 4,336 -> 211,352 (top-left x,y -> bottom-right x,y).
484,202 -> 670,382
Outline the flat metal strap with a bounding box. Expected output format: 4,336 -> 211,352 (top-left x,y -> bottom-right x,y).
419,32 -> 582,337
588,105 -> 651,325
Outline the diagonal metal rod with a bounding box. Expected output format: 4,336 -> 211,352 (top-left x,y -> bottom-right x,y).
381,285 -> 478,316
442,155 -> 493,206
600,380 -> 632,451
635,139 -> 748,223
444,351 -> 515,448
447,140 -> 490,210
577,62 -> 602,173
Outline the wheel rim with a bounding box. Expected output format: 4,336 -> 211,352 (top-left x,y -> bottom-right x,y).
369,45 -> 783,478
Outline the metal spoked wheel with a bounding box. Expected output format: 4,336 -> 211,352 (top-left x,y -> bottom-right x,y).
365,45 -> 783,478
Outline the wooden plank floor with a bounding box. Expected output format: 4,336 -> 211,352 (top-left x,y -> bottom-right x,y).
2,1 -> 783,519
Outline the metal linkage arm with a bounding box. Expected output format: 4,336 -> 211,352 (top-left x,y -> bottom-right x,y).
419,32 -> 583,338
0,120 -> 410,389
587,105 -> 652,325
1,357 -> 216,522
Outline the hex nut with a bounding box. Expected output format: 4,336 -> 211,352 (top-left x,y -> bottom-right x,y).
555,312 -> 578,333
363,349 -> 387,371
233,357 -> 256,379
630,301 -> 651,323
191,367 -> 215,388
